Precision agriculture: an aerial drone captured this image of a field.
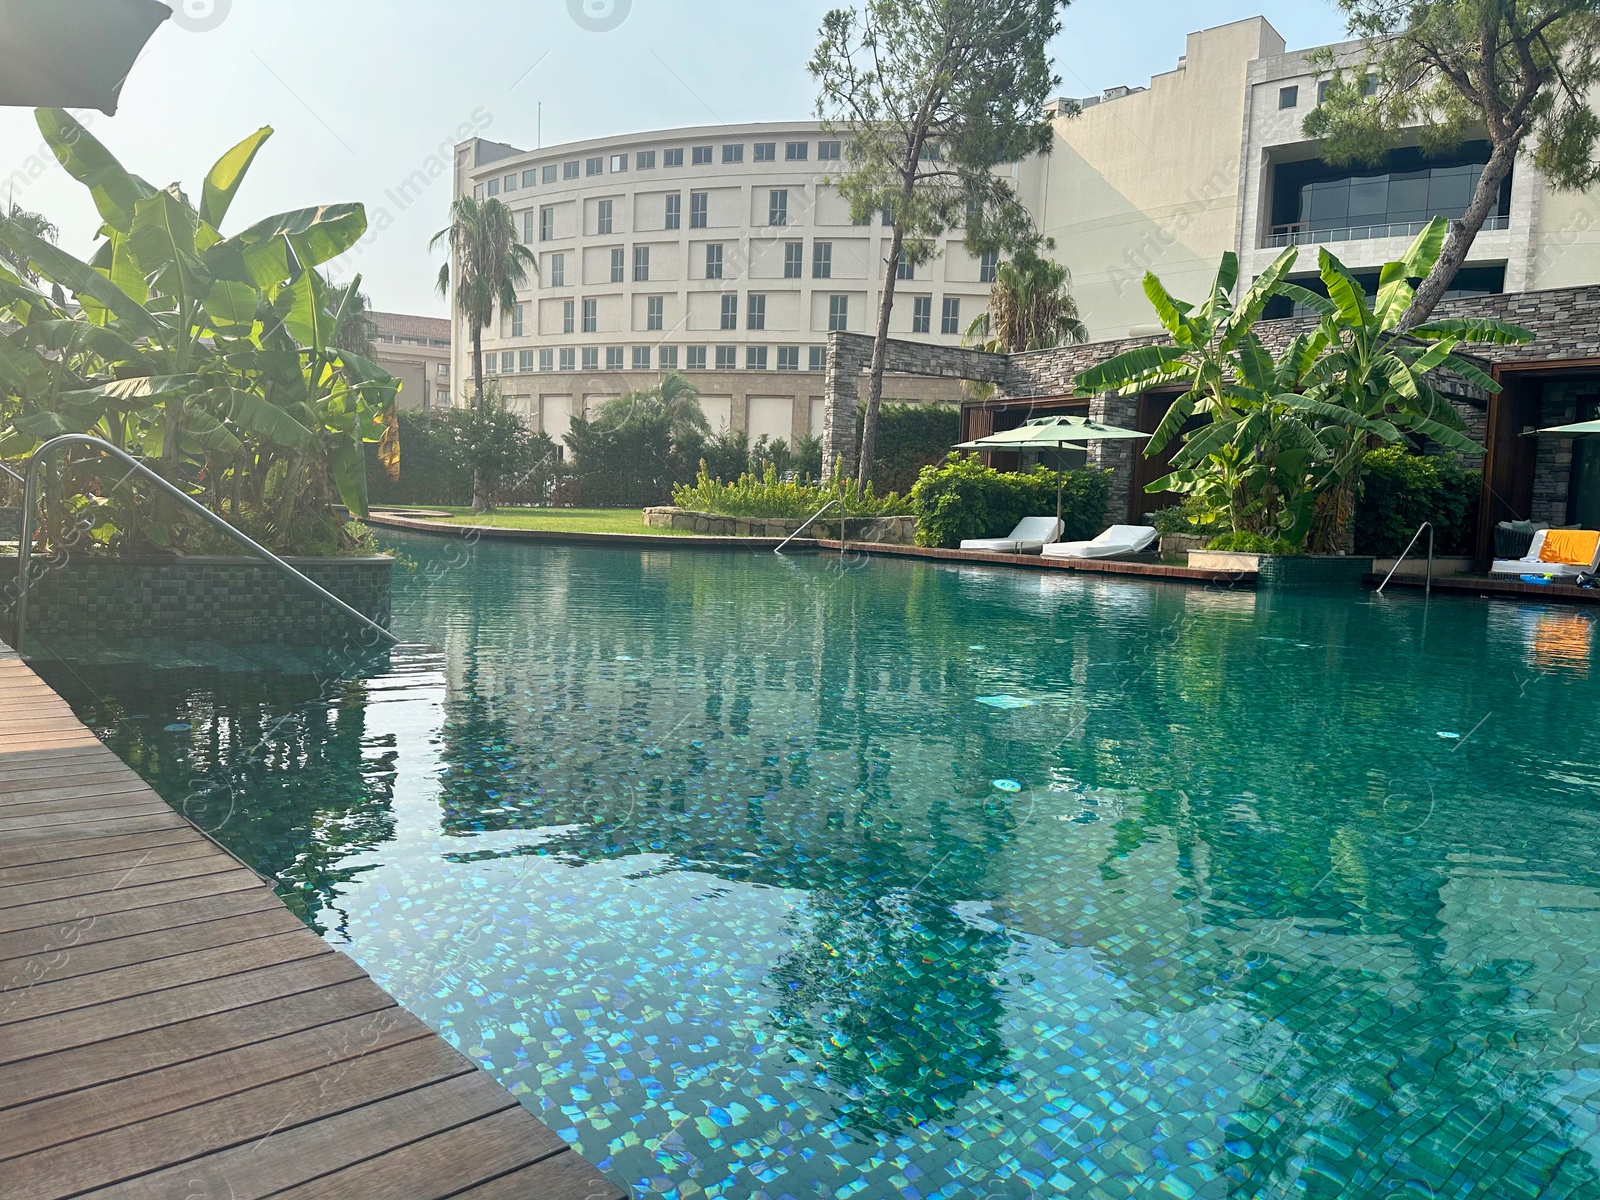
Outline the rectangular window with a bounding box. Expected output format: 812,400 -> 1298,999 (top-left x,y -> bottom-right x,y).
582,298 -> 598,333
941,297 -> 961,335
747,294 -> 766,330
784,241 -> 803,279
980,249 -> 999,283
720,293 -> 739,330
664,148 -> 684,167
586,157 -> 604,176
647,295 -> 664,330
659,346 -> 679,369
519,349 -> 536,372
582,347 -> 599,370
597,198 -> 613,235
809,346 -> 827,371
705,244 -> 723,279
551,253 -> 566,287
523,211 -> 536,244
818,140 -> 842,161
559,347 -> 575,371
634,246 -> 650,282
746,346 -> 768,370
540,207 -> 554,241
523,169 -> 537,188
785,141 -> 809,161
692,146 -> 713,165
882,206 -> 895,227
912,296 -> 932,334
897,258 -> 915,280
722,144 -> 743,164
754,142 -> 776,162
828,295 -> 849,332
500,351 -> 515,373
610,248 -> 625,284
636,150 -> 656,170
606,346 -> 624,370
562,299 -> 575,334
539,349 -> 554,371
633,346 -> 651,370
715,346 -> 737,370
690,191 -> 708,229
482,352 -> 495,375
543,164 -> 558,184
474,184 -> 485,200
1279,85 -> 1299,110
777,346 -> 800,371
665,193 -> 682,230
813,241 -> 832,278
1317,79 -> 1330,104
769,189 -> 788,226
511,304 -> 525,337
487,178 -> 500,196
505,174 -> 518,192
564,160 -> 580,180
687,345 -> 707,370
610,154 -> 628,173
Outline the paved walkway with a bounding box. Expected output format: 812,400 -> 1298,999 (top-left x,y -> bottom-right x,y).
0,646 -> 622,1199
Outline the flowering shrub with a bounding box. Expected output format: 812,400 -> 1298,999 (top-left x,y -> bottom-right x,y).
672,465 -> 909,519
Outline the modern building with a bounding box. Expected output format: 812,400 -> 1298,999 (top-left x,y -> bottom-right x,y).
371,312 -> 452,411
450,122 -> 993,448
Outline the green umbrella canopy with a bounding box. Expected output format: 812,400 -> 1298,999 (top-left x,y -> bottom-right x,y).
1533,419 -> 1600,437
0,0 -> 171,116
954,414 -> 1146,451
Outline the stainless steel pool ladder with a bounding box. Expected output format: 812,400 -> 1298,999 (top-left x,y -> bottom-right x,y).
1375,521 -> 1434,597
10,435 -> 399,652
775,498 -> 845,556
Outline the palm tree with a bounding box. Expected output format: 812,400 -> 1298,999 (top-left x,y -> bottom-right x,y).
593,371 -> 710,442
965,245 -> 1089,353
430,196 -> 536,509
0,203 -> 59,285
330,280 -> 378,359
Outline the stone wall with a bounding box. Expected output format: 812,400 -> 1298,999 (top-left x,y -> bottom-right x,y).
643,507 -> 918,546
0,556 -> 393,646
1532,382 -> 1583,524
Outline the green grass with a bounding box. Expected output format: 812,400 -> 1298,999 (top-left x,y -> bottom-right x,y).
414,507 -> 702,536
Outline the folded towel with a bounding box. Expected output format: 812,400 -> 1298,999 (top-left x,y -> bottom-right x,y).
1540,529 -> 1600,566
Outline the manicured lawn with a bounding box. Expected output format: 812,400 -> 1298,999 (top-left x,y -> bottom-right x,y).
423,507 -> 702,536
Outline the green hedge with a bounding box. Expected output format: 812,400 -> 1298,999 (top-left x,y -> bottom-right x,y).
909,454 -> 1110,548
858,404 -> 961,494
672,465 -> 907,519
365,408 -> 564,508
1354,447 -> 1479,556
366,410 -> 473,507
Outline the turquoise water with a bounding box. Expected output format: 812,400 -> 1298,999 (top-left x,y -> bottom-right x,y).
43,533 -> 1600,1199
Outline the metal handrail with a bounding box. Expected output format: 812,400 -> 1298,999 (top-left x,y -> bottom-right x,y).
12,435 -> 398,651
1376,521 -> 1434,596
0,462 -> 22,485
775,498 -> 843,556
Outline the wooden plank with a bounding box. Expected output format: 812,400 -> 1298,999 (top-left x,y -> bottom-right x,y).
0,977 -> 397,1111
0,800 -> 173,835
92,1072 -> 517,1200
449,1152 -> 631,1200
0,886 -> 282,964
0,847 -> 240,910
0,931 -> 330,1026
0,1006 -> 435,1162
0,951 -> 368,1065
0,779 -> 151,809
0,866 -> 263,935
0,836 -> 213,888
3,1036 -> 476,1196
268,1106 -> 570,1200
0,817 -> 193,866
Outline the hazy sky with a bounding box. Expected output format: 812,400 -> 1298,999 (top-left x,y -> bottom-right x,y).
0,1 -> 1349,316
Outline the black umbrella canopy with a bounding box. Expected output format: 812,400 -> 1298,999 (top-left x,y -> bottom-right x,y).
0,0 -> 171,116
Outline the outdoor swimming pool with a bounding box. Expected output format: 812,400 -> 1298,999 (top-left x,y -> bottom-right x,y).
41,533 -> 1600,1198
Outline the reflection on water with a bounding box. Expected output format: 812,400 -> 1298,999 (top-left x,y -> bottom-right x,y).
45,536 -> 1600,1198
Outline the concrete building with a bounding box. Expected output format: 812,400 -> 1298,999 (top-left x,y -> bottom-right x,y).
451,123 -> 991,449
372,312 -> 452,411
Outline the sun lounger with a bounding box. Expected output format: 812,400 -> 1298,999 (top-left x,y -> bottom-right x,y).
960,516 -> 1064,554
1042,524 -> 1160,560
1490,528 -> 1600,578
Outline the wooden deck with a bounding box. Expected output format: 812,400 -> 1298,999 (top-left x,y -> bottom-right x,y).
0,647 -> 624,1199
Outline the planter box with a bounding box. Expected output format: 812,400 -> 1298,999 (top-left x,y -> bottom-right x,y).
1371,555 -> 1473,579
0,554 -> 392,646
643,507 -> 917,546
1188,550 -> 1375,590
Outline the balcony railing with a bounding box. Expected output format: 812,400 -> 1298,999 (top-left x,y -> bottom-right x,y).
1265,213 -> 1509,248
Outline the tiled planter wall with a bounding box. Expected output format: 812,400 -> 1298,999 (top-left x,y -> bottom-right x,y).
1188,551 -> 1374,590
0,555 -> 392,645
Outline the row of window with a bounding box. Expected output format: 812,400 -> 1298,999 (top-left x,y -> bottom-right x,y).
502,291 -> 962,338
526,192 -> 958,240
530,240 -> 999,287
477,140 -> 846,199
1278,76 -> 1374,111
485,345 -> 835,374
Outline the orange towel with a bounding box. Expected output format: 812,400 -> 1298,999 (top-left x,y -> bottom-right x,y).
1540,529 -> 1600,566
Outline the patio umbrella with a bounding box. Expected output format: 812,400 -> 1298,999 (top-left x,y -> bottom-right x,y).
1533,419 -> 1600,437
955,414 -> 1149,521
0,0 -> 171,116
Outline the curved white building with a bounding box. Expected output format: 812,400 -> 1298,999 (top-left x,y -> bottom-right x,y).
450,121 -> 992,447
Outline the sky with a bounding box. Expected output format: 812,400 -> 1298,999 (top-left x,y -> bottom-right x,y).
0,0 -> 1350,317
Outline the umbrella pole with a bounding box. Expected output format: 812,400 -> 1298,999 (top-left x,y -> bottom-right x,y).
1057,468 -> 1064,523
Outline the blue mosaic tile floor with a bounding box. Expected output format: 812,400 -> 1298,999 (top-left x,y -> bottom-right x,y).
46,534 -> 1600,1198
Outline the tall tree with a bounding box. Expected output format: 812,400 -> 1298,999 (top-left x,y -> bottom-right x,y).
0,202 -> 59,286
811,0 -> 1069,487
330,280 -> 378,360
965,244 -> 1088,352
431,196 -> 536,509
1306,0 -> 1600,328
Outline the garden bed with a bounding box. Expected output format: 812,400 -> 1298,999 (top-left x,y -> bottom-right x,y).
1188,550 -> 1374,589
644,507 -> 918,545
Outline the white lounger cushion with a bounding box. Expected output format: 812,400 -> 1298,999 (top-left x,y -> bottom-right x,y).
1042,524 -> 1160,560
1490,528 -> 1600,577
960,516 -> 1064,554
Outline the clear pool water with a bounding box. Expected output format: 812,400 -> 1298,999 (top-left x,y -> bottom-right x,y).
42,533 -> 1600,1198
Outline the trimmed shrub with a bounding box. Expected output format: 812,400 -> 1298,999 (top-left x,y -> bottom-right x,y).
909,454 -> 1110,548
673,465 -> 908,519
565,412 -> 698,508
365,407 -> 564,509
1354,447 -> 1478,556
366,410 -> 473,507
1206,531 -> 1299,555
857,404 -> 961,494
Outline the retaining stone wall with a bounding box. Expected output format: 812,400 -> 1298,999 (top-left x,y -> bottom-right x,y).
643,507 -> 917,545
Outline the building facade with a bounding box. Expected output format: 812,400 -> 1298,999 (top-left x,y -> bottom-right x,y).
372,312 -> 452,411
451,122 -> 995,448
